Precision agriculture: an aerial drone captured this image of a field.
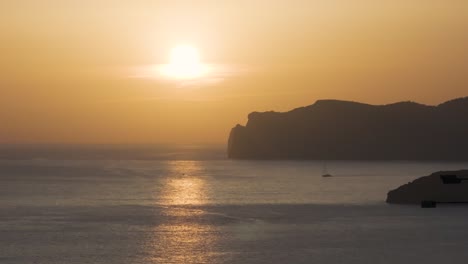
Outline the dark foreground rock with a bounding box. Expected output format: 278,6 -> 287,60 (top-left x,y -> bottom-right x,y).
386,170 -> 468,204
228,97 -> 468,160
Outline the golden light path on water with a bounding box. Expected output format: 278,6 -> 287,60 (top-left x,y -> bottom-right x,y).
146,161 -> 219,263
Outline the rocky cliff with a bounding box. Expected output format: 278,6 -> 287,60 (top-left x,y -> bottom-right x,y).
228,97 -> 468,160
386,170 -> 468,204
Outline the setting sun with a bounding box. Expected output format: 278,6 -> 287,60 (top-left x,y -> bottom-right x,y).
3,1 -> 468,263
161,45 -> 208,79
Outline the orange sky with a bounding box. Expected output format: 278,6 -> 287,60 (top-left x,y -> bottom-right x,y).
1,0 -> 467,144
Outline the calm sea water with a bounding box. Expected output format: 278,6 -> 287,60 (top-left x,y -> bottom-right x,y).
1,145 -> 468,264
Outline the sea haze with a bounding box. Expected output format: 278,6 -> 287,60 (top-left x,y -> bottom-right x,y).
1,145 -> 468,263
0,144 -> 227,161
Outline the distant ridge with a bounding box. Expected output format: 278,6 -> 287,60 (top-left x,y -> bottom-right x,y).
228,97 -> 468,160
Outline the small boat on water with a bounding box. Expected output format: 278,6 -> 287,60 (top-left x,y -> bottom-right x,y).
322,162 -> 333,177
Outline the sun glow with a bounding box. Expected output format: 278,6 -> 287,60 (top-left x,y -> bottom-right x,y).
161,45 -> 209,79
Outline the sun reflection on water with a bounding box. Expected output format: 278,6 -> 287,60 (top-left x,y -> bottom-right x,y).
161,160 -> 208,206
164,177 -> 207,205
147,224 -> 219,264
145,161 -> 218,263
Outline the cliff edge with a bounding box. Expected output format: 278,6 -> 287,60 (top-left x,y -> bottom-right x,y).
228,97 -> 468,160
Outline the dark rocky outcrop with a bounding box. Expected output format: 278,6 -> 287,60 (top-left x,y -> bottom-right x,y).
228,97 -> 468,160
386,170 -> 468,204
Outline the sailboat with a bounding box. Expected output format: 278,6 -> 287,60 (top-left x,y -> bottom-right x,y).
322,161 -> 333,177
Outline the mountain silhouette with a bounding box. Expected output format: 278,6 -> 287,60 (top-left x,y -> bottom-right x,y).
228,97 -> 468,160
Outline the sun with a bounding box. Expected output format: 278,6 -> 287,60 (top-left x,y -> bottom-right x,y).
161,45 -> 208,79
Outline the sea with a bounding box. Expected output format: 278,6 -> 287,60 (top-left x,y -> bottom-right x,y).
1,144 -> 468,264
